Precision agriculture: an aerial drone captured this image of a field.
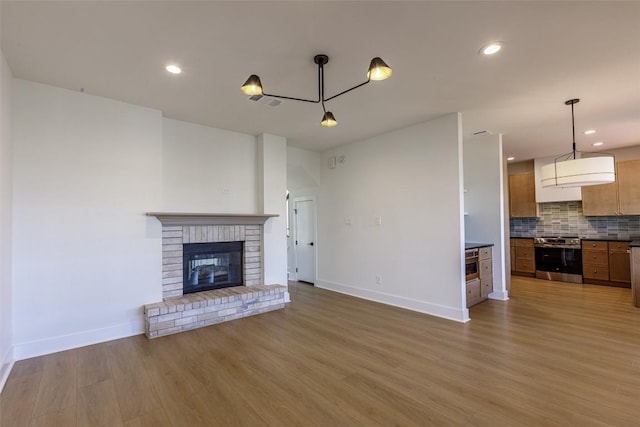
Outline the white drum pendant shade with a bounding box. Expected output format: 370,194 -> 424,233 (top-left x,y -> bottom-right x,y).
541,156 -> 616,188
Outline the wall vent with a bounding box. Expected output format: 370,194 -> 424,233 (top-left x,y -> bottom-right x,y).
248,95 -> 283,108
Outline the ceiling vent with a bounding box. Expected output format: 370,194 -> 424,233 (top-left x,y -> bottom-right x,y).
472,130 -> 493,136
248,95 -> 283,108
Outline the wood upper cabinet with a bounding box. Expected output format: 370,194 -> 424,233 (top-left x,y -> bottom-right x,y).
581,181 -> 618,216
509,173 -> 539,218
617,160 -> 640,215
582,160 -> 640,216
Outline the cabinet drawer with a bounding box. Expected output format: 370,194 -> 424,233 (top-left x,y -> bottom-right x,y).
515,246 -> 534,259
514,239 -> 534,248
515,259 -> 535,273
479,259 -> 492,277
479,247 -> 492,260
609,241 -> 630,252
582,250 -> 609,266
583,241 -> 608,251
466,279 -> 482,307
480,277 -> 493,298
583,264 -> 609,280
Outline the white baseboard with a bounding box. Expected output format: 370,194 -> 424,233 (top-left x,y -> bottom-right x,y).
0,346 -> 15,393
315,279 -> 470,323
489,290 -> 509,300
13,321 -> 144,361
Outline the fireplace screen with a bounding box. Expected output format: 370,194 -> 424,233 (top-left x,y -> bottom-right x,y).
183,241 -> 243,294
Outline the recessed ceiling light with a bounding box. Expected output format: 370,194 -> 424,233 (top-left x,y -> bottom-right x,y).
584,129 -> 596,135
480,42 -> 503,56
507,157 -> 515,161
592,142 -> 604,146
165,65 -> 182,74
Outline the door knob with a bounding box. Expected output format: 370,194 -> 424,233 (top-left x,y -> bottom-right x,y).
308,242 -> 314,246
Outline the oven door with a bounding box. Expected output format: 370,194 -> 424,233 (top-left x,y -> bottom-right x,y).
465,256 -> 479,281
535,246 -> 583,275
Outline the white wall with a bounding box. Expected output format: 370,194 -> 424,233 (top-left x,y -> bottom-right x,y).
0,50 -> 14,389
162,118 -> 257,212
463,134 -> 508,301
12,80 -> 163,358
286,146 -> 321,280
257,134 -> 288,290
317,114 -> 468,322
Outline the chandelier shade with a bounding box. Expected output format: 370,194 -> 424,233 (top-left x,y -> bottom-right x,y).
240,75 -> 263,96
367,57 -> 393,81
541,156 -> 616,188
240,54 -> 391,127
320,111 -> 337,128
541,99 -> 615,188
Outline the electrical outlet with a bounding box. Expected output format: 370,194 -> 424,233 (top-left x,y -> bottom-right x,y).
375,275 -> 382,285
344,218 -> 352,225
375,216 -> 382,226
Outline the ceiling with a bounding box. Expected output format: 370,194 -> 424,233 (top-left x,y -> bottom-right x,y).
2,1 -> 639,161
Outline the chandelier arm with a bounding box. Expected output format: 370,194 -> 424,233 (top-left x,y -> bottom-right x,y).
324,79 -> 371,102
260,91 -> 320,103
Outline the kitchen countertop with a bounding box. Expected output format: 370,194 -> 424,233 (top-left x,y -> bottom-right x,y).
510,235 -> 637,242
581,237 -> 633,242
465,242 -> 493,250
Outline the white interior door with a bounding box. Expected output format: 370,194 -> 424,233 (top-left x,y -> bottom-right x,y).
294,198 -> 316,283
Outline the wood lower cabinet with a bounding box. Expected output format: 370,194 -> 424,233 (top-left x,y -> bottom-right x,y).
609,242 -> 631,284
479,247 -> 493,299
509,173 -> 539,218
467,246 -> 493,308
466,278 -> 482,307
582,159 -> 640,216
582,240 -> 631,287
511,238 -> 535,276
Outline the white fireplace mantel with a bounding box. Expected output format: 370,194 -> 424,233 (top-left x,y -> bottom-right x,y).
146,212 -> 279,226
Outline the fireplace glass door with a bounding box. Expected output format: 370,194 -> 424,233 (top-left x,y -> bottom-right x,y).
183,241 -> 243,293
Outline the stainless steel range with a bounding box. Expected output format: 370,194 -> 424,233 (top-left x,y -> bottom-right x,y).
534,236 -> 583,283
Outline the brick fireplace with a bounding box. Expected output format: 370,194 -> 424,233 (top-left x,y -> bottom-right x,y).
143,213 -> 286,338
161,224 -> 262,300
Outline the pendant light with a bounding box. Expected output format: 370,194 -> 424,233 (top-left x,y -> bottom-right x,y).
241,54 -> 392,127
541,99 -> 615,188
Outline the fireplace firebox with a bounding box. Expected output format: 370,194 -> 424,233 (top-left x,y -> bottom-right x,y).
183,241 -> 244,294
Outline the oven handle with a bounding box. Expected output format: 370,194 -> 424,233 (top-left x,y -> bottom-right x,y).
534,245 -> 581,250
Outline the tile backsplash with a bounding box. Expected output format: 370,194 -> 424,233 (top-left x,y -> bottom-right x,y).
510,201 -> 640,240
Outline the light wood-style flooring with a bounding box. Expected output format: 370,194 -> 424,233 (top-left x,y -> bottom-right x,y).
2,277 -> 640,426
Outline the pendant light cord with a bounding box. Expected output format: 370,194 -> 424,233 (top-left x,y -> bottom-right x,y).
571,101 -> 576,160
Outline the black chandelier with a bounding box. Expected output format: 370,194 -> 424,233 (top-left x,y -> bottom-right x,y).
241,54 -> 392,127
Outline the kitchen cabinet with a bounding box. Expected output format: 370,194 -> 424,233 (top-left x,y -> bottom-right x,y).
510,239 -> 516,273
582,160 -> 640,216
617,160 -> 640,215
466,246 -> 493,308
631,244 -> 640,308
479,247 -> 493,299
582,240 -> 630,287
609,242 -> 631,284
511,238 -> 535,276
509,173 -> 539,218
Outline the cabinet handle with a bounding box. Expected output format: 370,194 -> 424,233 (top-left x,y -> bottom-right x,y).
593,256 -> 597,259
592,243 -> 597,247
